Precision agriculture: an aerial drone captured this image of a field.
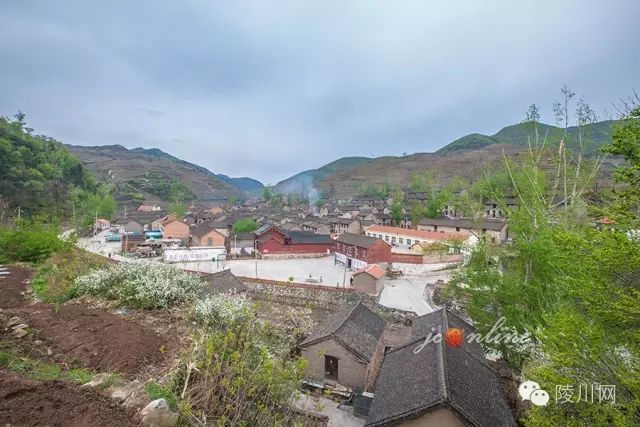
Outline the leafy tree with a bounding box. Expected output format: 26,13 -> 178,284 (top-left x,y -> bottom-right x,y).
262,184 -> 274,201
409,171 -> 455,221
232,218 -> 258,233
602,105 -> 640,224
390,190 -> 405,225
169,180 -> 187,217
447,95 -> 640,425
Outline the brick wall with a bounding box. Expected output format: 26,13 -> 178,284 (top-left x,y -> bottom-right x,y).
367,241 -> 392,263
259,238 -> 333,254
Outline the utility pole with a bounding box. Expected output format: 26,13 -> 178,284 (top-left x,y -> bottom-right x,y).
17,206 -> 21,221
342,260 -> 347,287
93,210 -> 98,240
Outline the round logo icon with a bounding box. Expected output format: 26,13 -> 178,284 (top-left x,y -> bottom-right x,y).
445,328 -> 464,347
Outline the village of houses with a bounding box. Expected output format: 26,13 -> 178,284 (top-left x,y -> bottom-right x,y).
79,193 -> 515,426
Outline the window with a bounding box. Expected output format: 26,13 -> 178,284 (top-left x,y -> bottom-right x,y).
399,238 -> 404,244
407,239 -> 412,245
456,227 -> 460,232
391,236 -> 396,244
207,237 -> 213,246
385,236 -> 389,242
325,355 -> 338,381
434,225 -> 438,231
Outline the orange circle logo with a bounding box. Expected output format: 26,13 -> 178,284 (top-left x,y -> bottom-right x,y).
445,328 -> 464,347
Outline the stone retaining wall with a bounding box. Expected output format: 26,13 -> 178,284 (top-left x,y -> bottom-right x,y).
241,276 -> 414,324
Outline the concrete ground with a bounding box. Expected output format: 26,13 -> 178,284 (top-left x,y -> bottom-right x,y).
175,256 -> 353,287
379,278 -> 435,315
77,230 -> 122,256
294,392 -> 365,427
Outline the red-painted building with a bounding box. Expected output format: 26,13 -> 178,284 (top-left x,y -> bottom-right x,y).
255,226 -> 333,255
334,232 -> 392,270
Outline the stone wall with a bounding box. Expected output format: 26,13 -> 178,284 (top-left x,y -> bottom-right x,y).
241,276 -> 414,324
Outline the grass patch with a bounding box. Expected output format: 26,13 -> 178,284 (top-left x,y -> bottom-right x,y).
98,373 -> 124,390
146,381 -> 178,410
32,247 -> 109,303
0,345 -> 94,384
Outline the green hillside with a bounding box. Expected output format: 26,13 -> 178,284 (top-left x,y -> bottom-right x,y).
437,120 -> 615,155
0,114 -> 99,219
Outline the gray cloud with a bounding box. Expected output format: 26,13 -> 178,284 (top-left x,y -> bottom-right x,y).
1,0 -> 638,183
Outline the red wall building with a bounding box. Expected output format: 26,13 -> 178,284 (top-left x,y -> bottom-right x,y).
256,227 -> 333,255
334,233 -> 392,269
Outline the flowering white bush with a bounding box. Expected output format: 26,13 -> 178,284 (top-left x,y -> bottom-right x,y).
194,294 -> 252,328
74,262 -> 205,308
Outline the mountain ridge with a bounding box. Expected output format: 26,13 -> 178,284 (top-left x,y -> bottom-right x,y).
68,119 -> 617,202
274,119 -> 617,198
66,144 -> 253,203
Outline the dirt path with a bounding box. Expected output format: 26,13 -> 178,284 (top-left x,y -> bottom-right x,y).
0,368 -> 136,426
0,266 -> 176,377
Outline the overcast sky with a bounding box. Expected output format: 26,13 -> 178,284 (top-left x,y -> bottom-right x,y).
1,1 -> 638,184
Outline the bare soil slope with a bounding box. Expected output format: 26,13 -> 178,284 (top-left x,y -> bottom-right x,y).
0,266 -> 173,376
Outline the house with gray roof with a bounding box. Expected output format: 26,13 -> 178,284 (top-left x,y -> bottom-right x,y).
299,302 -> 385,392
200,269 -> 247,296
416,217 -> 507,243
365,309 -> 515,427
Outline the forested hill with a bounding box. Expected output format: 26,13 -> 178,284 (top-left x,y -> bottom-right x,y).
0,114 -> 99,219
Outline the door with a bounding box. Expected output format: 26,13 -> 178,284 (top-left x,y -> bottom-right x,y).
325,355 -> 338,381
347,258 -> 352,268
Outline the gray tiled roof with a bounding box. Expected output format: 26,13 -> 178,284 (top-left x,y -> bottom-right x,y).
417,217 -> 506,231
230,232 -> 255,241
191,222 -> 219,240
366,309 -> 515,427
411,310 -> 485,360
300,302 -> 385,362
254,223 -> 273,236
201,269 -> 247,295
336,232 -> 381,249
286,231 -> 333,244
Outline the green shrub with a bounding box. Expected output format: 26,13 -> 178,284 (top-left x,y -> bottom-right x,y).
0,218 -> 71,263
175,314 -> 307,425
146,382 -> 178,410
33,248 -> 109,303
